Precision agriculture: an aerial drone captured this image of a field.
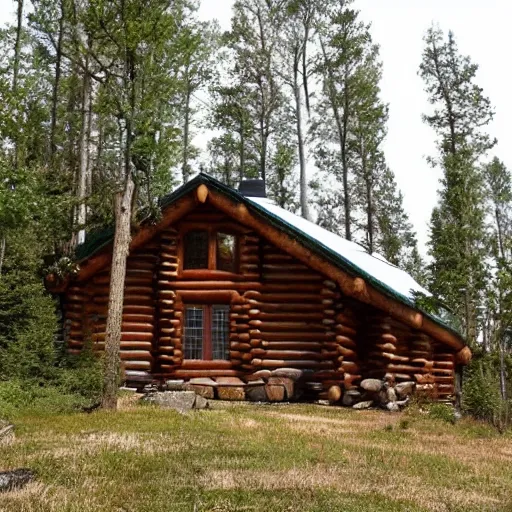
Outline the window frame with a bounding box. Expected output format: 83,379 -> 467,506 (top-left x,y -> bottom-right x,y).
183,303 -> 230,361
179,223 -> 240,275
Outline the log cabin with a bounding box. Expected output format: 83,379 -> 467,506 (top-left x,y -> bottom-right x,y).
46,173 -> 472,402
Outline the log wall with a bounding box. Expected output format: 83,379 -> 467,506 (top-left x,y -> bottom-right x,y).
63,204 -> 457,399
360,310 -> 457,401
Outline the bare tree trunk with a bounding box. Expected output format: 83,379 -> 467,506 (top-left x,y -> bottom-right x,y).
50,0 -> 65,159
12,0 -> 23,170
182,69 -> 191,182
239,119 -> 245,185
294,60 -> 309,220
101,177 -> 135,410
76,66 -> 91,245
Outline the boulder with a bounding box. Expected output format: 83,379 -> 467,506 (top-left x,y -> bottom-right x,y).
193,395 -> 209,410
0,469 -> 34,493
360,379 -> 383,393
217,387 -> 245,401
270,368 -> 303,382
386,402 -> 400,412
165,380 -> 185,391
267,376 -> 294,399
188,385 -> 215,399
144,391 -> 196,413
327,385 -> 342,404
342,390 -> 362,407
353,400 -> 373,410
395,381 -> 415,398
386,387 -> 397,403
245,385 -> 268,402
265,384 -> 286,402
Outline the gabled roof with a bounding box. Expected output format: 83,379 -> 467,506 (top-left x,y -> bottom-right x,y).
75,173 -> 467,351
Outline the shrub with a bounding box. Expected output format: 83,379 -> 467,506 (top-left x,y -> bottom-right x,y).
462,356 -> 509,429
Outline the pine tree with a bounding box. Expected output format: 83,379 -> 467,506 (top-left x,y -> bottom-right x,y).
313,0 -> 375,241
420,27 -> 495,343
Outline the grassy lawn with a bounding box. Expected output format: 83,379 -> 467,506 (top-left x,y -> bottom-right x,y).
1,397 -> 511,512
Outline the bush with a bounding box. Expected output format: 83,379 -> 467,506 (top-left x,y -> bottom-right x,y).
463,355 -> 510,430
0,380 -> 89,419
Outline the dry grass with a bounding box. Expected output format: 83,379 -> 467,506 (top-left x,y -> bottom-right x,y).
0,401 -> 511,512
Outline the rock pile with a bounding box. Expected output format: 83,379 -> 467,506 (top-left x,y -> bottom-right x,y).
140,372 -> 417,412
339,377 -> 415,411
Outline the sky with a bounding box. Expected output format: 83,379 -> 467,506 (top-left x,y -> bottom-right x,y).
198,0 -> 511,254
1,1 -> 510,255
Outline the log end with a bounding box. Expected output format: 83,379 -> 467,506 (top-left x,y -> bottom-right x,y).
455,346 -> 472,365
196,184 -> 209,203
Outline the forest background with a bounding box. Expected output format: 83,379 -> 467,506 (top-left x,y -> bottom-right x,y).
0,0 -> 510,425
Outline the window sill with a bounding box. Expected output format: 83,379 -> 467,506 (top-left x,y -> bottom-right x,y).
180,269 -> 242,280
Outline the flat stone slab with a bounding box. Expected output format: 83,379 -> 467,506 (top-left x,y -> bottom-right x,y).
246,370 -> 271,381
184,384 -> 215,399
217,386 -> 245,401
215,377 -> 245,387
353,400 -> 373,410
270,368 -> 303,381
165,380 -> 185,391
189,378 -> 217,387
144,391 -> 196,413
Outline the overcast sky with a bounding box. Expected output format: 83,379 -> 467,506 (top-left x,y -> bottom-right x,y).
198,1 -> 510,255
1,1 -> 509,255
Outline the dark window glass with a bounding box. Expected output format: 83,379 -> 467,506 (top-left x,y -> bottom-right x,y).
183,230 -> 208,269
211,305 -> 230,360
216,232 -> 236,272
184,307 -> 204,359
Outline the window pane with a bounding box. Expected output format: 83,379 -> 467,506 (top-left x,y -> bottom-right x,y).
184,307 -> 204,359
216,232 -> 236,272
184,230 -> 209,269
211,305 -> 230,360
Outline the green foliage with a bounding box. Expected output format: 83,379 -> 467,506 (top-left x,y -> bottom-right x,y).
462,355 -> 509,428
428,403 -> 456,424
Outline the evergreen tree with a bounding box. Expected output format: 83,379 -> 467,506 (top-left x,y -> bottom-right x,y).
420,27 -> 495,344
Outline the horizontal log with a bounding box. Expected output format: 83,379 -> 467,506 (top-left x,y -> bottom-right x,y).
178,290 -> 240,303
172,369 -> 245,378
248,320 -> 327,332
120,350 -> 153,361
261,341 -> 323,351
247,301 -> 326,312
251,359 -> 335,369
335,335 -> 357,349
123,360 -> 152,370
248,311 -> 324,322
253,350 -> 322,360
93,341 -> 153,350
92,332 -> 154,342
244,291 -> 323,302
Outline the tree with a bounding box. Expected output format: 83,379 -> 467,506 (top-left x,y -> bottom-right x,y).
277,0 -> 318,219
314,0 -> 375,241
226,0 -> 285,183
420,27 -> 495,344
483,157 -> 512,400
67,0 -> 187,409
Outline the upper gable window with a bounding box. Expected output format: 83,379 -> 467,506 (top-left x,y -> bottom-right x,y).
182,229 -> 238,272
216,232 -> 236,272
183,230 -> 209,269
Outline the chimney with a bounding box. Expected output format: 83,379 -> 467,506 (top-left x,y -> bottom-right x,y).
238,178 -> 266,198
